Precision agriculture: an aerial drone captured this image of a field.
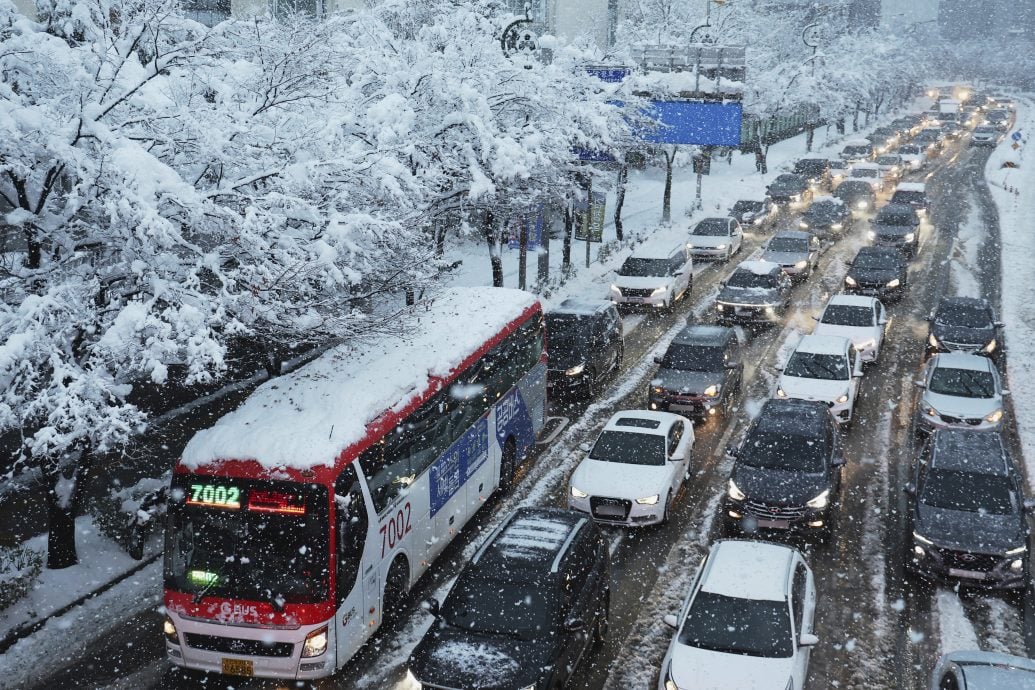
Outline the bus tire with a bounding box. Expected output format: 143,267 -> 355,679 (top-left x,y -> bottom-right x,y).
383,558 -> 409,624
500,439 -> 517,491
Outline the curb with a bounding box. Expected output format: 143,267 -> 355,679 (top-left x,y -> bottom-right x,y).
0,552 -> 161,656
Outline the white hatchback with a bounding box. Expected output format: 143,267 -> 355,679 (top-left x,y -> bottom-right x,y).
813,295 -> 888,363
687,217 -> 744,261
658,539 -> 818,690
776,334 -> 863,426
569,410 -> 694,526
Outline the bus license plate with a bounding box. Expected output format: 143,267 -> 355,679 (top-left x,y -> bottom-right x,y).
222,658 -> 254,676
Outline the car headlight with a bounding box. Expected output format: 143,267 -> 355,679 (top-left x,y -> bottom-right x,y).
571,486 -> 588,498
913,531 -> 933,545
776,386 -> 788,398
845,275 -> 857,286
765,306 -> 776,315
904,233 -> 915,242
651,285 -> 669,296
806,489 -> 830,509
754,216 -> 765,226
302,625 -> 329,657
716,304 -> 725,311
610,284 -> 621,294
831,223 -> 843,230
665,680 -> 679,690
857,200 -> 868,209
835,393 -> 849,404
1006,545 -> 1028,556
703,384 -> 721,397
406,670 -> 423,687
867,230 -> 876,240
857,339 -> 876,350
565,363 -> 585,376
928,334 -> 939,348
983,339 -> 997,353
799,222 -> 809,229
727,479 -> 746,501
791,193 -> 801,202
687,243 -> 696,249
925,405 -> 939,417
795,260 -> 808,269
986,409 -> 1003,423
163,616 -> 179,644
636,494 -> 660,505
886,278 -> 900,288
715,244 -> 727,250
1011,559 -> 1024,571
653,386 -> 665,394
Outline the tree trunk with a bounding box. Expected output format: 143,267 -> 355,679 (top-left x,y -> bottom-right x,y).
836,116 -> 846,135
517,215 -> 528,291
263,344 -> 283,377
562,205 -> 573,269
662,147 -> 676,223
805,125 -> 815,152
434,222 -> 446,257
482,208 -> 503,287
614,165 -> 628,241
24,226 -> 42,271
852,106 -> 860,132
46,447 -> 95,569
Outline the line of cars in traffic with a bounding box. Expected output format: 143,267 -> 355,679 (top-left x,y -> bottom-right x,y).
404,99 -> 1031,690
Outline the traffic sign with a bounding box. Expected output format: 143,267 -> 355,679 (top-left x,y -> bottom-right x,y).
1012,130 -> 1023,142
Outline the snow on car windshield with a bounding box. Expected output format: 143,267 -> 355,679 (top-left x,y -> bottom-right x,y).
928,367 -> 995,398
619,257 -> 672,277
784,352 -> 849,380
821,305 -> 872,327
677,591 -> 793,658
590,430 -> 666,466
921,470 -> 1014,514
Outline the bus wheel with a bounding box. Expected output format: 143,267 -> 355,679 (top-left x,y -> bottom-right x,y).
383,559 -> 409,624
500,439 -> 517,491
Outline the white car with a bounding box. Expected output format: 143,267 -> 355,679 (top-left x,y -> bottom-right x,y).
569,410 -> 694,526
896,144 -> 927,171
776,334 -> 863,426
687,217 -> 744,261
813,295 -> 888,363
610,241 -> 693,311
658,539 -> 818,690
847,162 -> 883,192
914,353 -> 1008,435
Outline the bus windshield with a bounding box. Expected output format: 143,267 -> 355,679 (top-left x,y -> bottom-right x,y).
164,477 -> 329,605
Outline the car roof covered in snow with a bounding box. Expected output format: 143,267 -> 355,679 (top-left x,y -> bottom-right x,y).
770,230 -> 812,241
180,287 -> 539,474
754,398 -> 831,438
602,410 -> 680,436
793,334 -> 851,356
630,237 -> 683,259
735,260 -> 783,276
851,162 -> 879,170
810,195 -> 843,205
825,294 -> 879,309
472,507 -> 588,574
700,540 -> 796,601
844,138 -> 871,146
931,352 -> 996,373
672,325 -> 734,347
549,298 -> 614,317
895,182 -> 927,193
929,429 -> 1010,475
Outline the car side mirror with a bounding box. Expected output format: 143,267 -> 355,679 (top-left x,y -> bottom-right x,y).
799,633 -> 820,647
725,361 -> 739,369
564,617 -> 585,632
879,317 -> 888,325
421,597 -> 440,617
995,321 -> 1006,328
1002,389 -> 1011,396
725,445 -> 739,458
811,314 -> 820,321
654,355 -> 663,364
579,442 -> 592,453
853,368 -> 863,378
904,482 -> 916,496
913,380 -> 926,388
669,450 -> 686,462
1024,499 -> 1035,512
663,614 -> 679,629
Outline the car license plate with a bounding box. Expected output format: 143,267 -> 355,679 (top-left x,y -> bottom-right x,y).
948,568 -> 986,580
756,518 -> 790,530
596,505 -> 625,517
221,658 -> 254,676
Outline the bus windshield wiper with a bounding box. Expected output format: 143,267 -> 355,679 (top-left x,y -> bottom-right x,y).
192,567 -> 224,604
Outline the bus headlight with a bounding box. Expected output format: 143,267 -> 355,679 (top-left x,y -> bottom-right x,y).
571,486 -> 588,498
163,616 -> 179,644
302,626 -> 329,657
636,494 -> 660,505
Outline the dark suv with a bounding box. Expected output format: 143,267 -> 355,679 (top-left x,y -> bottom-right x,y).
925,297 -> 1003,361
906,429 -> 1031,590
870,203 -> 920,257
408,507 -> 610,690
724,399 -> 845,538
546,299 -> 624,398
649,325 -> 743,420
793,158 -> 832,190
766,173 -> 812,207
844,247 -> 908,301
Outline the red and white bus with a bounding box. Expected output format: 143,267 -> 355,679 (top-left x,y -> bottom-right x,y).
162,287 -> 546,680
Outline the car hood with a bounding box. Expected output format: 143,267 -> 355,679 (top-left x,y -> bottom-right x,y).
732,463 -> 830,506
717,286 -> 781,306
923,390 -> 1000,418
653,369 -> 724,395
932,323 -> 995,347
760,250 -> 807,266
547,346 -> 585,371
614,276 -> 672,290
837,190 -> 871,203
848,266 -> 899,284
571,458 -> 675,501
813,323 -> 878,347
768,185 -> 804,197
873,224 -> 914,236
409,625 -> 546,690
688,235 -> 730,248
669,645 -> 795,690
777,375 -> 851,404
915,504 -> 1025,554
802,215 -> 841,228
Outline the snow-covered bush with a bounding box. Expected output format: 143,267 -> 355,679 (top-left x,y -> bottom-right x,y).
0,544 -> 43,611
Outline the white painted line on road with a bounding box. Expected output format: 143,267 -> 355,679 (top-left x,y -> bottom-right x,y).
536,416 -> 569,445
936,588 -> 980,653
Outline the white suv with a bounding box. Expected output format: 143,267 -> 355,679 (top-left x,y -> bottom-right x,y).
687,217 -> 744,261
658,540 -> 818,690
812,295 -> 888,363
569,410 -> 694,526
776,334 -> 863,426
610,242 -> 693,311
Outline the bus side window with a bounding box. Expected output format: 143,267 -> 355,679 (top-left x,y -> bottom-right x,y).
359,438 -> 411,514
334,464 -> 368,606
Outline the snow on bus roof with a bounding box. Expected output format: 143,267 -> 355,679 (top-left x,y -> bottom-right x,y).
181,287 -> 538,472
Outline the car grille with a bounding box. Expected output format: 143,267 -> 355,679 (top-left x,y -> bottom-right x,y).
939,414 -> 985,425
619,288 -> 656,298
743,500 -> 806,520
940,340 -> 982,352
590,496 -> 632,520
935,548 -> 1002,572
184,633 -> 294,658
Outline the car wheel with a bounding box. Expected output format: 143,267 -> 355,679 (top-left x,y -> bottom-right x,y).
593,590 -> 610,645
661,491 -> 673,525
614,342 -> 624,371
583,368 -> 597,399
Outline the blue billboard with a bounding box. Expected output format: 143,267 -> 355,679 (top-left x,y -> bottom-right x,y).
637,101 -> 743,146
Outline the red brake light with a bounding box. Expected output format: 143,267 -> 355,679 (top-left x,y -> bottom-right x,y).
247,490 -> 306,515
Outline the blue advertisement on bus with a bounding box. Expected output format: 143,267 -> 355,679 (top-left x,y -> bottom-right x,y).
429,418 -> 488,516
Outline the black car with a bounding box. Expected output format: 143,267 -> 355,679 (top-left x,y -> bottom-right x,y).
844,247 -> 908,301
925,296 -> 1003,361
799,197 -> 852,237
715,261 -> 793,326
766,173 -> 812,207
889,184 -> 929,216
869,203 -> 920,257
649,325 -> 743,419
906,429 -> 1031,590
729,199 -> 773,227
546,299 -> 624,398
834,179 -> 877,213
409,507 -> 610,690
914,129 -> 944,156
724,398 -> 845,538
792,158 -> 832,190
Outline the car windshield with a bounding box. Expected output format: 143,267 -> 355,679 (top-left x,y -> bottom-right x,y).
739,430 -> 828,473
727,270 -> 778,289
732,201 -> 763,215
936,303 -> 992,328
974,126 -> 996,134
766,238 -> 808,253
852,168 -> 878,178
545,314 -> 589,349
441,575 -> 556,639
784,351 -> 850,381
892,191 -> 924,205
794,160 -> 826,175
619,257 -> 672,277
693,219 -> 730,236
928,366 -> 996,398
836,182 -> 871,197
590,430 -> 666,466
822,305 -> 873,327
877,156 -> 900,166
898,145 -> 921,155
806,203 -> 842,220
677,591 -> 793,658
920,469 -> 1015,514
853,252 -> 898,269
876,209 -> 916,226
164,478 -> 330,605
987,111 -> 1008,120
770,181 -> 801,193
843,146 -> 870,155
662,344 -> 727,372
